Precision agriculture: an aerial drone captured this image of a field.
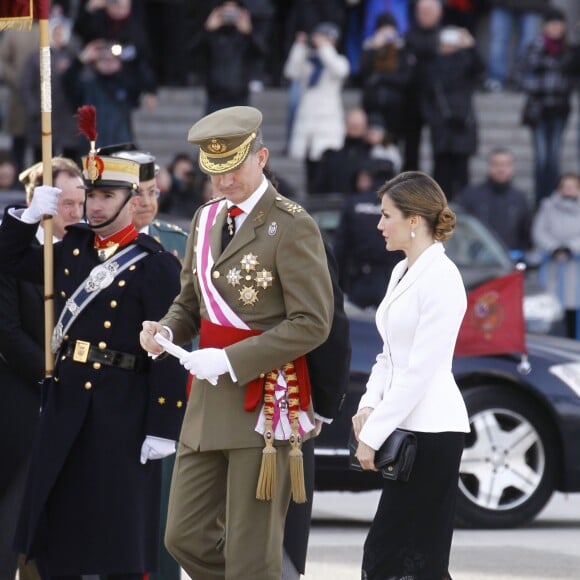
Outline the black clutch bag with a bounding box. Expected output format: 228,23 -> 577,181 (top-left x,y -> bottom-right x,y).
348,427 -> 417,482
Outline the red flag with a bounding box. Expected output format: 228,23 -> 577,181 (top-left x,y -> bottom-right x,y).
455,271 -> 527,357
0,0 -> 49,30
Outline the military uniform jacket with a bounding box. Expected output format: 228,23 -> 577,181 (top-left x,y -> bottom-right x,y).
161,184 -> 333,451
0,211 -> 187,573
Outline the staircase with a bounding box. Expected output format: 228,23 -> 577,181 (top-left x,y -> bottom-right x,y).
134,86 -> 579,204
1,82 -> 577,202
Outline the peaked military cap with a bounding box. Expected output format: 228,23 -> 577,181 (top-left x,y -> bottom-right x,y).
187,106 -> 263,175
80,153 -> 140,191
98,143 -> 157,182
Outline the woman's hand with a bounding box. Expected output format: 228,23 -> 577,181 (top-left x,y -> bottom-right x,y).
356,440 -> 377,471
352,406 -> 373,439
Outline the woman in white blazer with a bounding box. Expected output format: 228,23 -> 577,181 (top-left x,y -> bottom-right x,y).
352,171 -> 470,580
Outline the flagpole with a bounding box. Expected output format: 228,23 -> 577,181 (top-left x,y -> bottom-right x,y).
39,3 -> 54,377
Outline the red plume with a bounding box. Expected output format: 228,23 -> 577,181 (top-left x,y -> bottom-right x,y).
76,105 -> 98,143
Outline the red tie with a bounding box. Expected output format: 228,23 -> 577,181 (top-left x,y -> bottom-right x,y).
222,205 -> 244,250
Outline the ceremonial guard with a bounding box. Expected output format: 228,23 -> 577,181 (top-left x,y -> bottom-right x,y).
0,110 -> 186,577
98,142 -> 189,580
140,106 -> 334,580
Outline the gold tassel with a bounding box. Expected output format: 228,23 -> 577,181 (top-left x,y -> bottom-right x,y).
256,370 -> 278,501
256,420 -> 276,501
286,362 -> 307,503
289,438 -> 307,503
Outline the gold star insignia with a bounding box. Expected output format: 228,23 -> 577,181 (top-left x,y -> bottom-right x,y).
254,269 -> 274,289
239,286 -> 259,306
240,253 -> 259,272
227,267 -> 243,286
285,202 -> 303,214
176,401 -> 183,408
158,397 -> 166,405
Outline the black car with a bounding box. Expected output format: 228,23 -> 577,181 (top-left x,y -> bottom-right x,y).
314,303 -> 580,528
307,195 -> 580,528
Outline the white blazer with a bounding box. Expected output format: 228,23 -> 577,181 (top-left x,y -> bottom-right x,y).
358,242 -> 470,451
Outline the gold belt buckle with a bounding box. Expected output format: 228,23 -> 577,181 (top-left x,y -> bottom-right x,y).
73,340 -> 91,363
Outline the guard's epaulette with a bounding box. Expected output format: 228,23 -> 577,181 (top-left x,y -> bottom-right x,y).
274,196 -> 304,217
152,219 -> 186,234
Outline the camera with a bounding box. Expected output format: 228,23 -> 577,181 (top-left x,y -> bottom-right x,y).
440,27 -> 462,46
221,7 -> 240,24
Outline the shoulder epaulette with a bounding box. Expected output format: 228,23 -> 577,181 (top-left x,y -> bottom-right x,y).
274,196 -> 304,217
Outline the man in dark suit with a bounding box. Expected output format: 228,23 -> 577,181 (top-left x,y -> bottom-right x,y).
0,149 -> 187,577
0,157 -> 84,580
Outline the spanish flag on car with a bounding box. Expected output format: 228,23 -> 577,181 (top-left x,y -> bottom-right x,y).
0,0 -> 48,30
455,270 -> 527,358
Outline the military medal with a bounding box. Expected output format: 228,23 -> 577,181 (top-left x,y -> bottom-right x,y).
227,267 -> 243,286
239,286 -> 259,306
240,253 -> 259,272
255,269 -> 274,289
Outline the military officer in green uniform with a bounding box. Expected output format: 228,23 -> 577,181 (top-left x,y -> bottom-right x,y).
140,106 -> 333,580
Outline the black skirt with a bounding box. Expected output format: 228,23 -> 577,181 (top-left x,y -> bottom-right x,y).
362,431 -> 465,580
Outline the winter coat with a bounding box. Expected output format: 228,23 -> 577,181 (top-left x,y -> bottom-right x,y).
516,36 -> 575,125
457,179 -> 532,251
421,46 -> 483,156
359,40 -> 414,137
195,22 -> 264,103
284,41 -> 350,162
532,193 -> 580,309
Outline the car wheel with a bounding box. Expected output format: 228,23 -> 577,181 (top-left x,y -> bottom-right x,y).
455,385 -> 557,528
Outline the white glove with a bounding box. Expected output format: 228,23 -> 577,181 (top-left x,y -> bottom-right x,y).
179,348 -> 229,385
21,185 -> 62,224
140,435 -> 176,464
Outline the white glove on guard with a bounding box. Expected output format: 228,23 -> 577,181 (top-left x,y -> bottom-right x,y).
140,435 -> 176,464
179,348 -> 229,385
21,185 -> 61,223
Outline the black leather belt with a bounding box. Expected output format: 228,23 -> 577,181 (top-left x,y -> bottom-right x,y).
64,340 -> 146,371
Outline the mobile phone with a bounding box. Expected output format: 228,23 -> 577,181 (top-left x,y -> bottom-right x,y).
440,28 -> 462,46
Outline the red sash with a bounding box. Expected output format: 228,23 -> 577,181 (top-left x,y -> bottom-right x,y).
199,318 -> 311,412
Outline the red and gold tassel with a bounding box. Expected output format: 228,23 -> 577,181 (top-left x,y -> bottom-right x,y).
284,362 -> 307,504
256,369 -> 278,501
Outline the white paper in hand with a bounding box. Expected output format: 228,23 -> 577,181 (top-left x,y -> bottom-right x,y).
154,332 -> 189,359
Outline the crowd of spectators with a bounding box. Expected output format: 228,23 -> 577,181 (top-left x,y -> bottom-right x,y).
1,0 -> 580,337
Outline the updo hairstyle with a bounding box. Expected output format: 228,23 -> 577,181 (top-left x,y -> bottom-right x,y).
377,171 -> 456,242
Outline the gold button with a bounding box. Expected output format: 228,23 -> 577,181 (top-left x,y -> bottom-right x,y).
192,268 -> 197,275
129,265 -> 136,271
61,355 -> 66,361
110,300 -> 118,308
84,381 -> 92,390
212,271 -> 220,279
64,335 -> 69,341
158,397 -> 166,405
176,400 -> 183,408
118,280 -> 126,287
245,275 -> 251,281
98,342 -> 107,350
73,248 -> 80,256
103,321 -> 112,329
259,373 -> 265,378
93,362 -> 101,370
60,291 -> 66,298
64,268 -> 70,275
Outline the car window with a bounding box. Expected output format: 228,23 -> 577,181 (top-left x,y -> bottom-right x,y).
445,211 -> 513,269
